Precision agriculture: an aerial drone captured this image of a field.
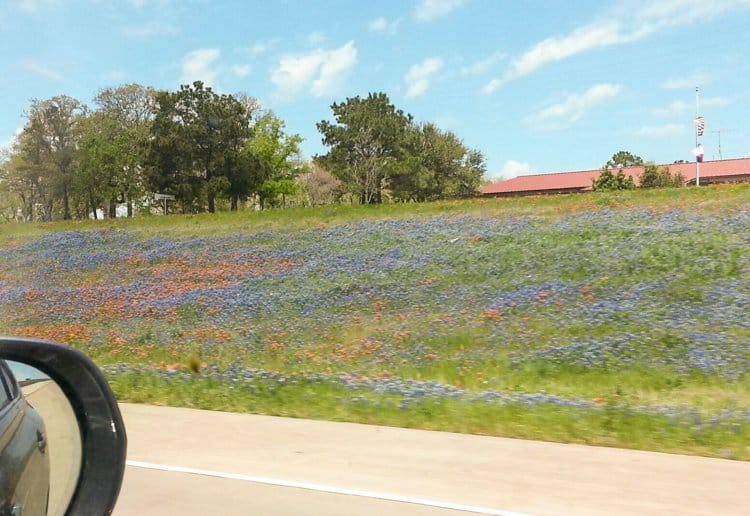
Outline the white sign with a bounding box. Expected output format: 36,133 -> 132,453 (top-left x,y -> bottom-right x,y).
154,193 -> 176,201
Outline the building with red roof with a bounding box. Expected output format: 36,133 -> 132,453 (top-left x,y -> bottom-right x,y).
480,158 -> 750,197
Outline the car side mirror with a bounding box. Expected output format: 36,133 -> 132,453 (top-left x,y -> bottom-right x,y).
0,337 -> 126,515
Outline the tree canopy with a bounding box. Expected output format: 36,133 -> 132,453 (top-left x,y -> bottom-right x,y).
3,95 -> 87,220
316,92 -> 484,204
604,151 -> 643,169
147,81 -> 253,213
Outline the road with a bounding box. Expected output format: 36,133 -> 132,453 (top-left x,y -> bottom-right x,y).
116,403 -> 750,515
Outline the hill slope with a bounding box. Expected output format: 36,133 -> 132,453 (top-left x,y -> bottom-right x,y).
2,185 -> 749,458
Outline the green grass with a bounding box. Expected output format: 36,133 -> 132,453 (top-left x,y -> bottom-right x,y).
108,371 -> 750,460
3,183 -> 748,244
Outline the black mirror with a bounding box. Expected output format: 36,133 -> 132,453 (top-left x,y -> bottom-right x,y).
4,360 -> 82,516
0,337 -> 126,515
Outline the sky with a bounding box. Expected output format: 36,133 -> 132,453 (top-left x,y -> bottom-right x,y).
1,0 -> 749,179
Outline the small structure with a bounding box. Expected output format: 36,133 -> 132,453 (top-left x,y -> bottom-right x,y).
480,158 -> 750,197
153,193 -> 176,215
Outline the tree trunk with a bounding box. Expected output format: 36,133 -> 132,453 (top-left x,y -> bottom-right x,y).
230,195 -> 238,211
109,198 -> 117,218
63,185 -> 71,220
208,193 -> 215,213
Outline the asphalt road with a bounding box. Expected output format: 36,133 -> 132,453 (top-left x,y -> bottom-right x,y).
116,403 -> 750,515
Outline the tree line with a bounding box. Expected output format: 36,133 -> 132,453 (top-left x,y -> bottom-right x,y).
0,84 -> 485,222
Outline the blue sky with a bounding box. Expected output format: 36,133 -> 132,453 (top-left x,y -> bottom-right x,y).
1,0 -> 749,179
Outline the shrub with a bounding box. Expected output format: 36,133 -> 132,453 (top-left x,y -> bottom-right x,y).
592,168 -> 636,191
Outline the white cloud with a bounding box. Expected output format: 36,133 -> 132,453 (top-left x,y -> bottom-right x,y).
248,39 -> 278,56
500,160 -> 533,178
404,57 -> 443,98
484,0 -> 750,93
703,96 -> 731,106
127,0 -> 173,8
635,123 -> 686,137
662,73 -> 708,89
122,21 -> 178,38
507,22 -> 624,85
414,0 -> 466,21
652,100 -> 690,117
307,32 -> 326,45
271,41 -> 358,98
368,16 -> 400,34
231,64 -> 251,78
16,0 -> 59,13
20,60 -> 62,81
650,96 -> 729,118
460,53 -> 505,76
481,79 -> 503,95
527,84 -> 622,128
180,48 -> 221,86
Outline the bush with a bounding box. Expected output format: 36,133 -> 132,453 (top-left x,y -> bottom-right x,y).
592,168 -> 636,191
640,163 -> 684,189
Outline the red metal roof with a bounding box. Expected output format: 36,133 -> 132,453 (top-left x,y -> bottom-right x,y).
480,158 -> 750,195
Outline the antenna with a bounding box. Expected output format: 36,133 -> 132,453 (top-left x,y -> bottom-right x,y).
711,129 -> 735,160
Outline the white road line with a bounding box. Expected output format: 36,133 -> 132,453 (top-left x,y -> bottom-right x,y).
126,460 -> 530,516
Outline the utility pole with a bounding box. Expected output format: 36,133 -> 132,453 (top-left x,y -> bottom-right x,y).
711,129 -> 734,160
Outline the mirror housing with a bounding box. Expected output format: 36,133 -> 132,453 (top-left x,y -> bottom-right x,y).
0,337 -> 126,515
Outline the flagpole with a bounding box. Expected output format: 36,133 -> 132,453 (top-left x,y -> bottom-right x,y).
695,86 -> 700,186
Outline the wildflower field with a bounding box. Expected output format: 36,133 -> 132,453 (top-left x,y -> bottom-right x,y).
2,185 -> 750,458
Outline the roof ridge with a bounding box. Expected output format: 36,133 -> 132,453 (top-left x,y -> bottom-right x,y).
492,157 -> 750,182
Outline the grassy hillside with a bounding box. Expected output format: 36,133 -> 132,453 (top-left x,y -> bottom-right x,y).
2,184 -> 749,459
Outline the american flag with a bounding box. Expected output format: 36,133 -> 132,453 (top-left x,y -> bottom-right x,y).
694,116 -> 705,137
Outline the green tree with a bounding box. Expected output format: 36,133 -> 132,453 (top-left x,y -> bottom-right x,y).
605,151 -> 643,169
92,84 -> 156,216
0,146 -> 40,221
389,123 -> 485,201
74,112 -> 124,218
243,113 -> 306,209
17,96 -> 87,220
148,82 -> 251,213
316,92 -> 413,204
592,167 -> 636,191
639,162 -> 685,188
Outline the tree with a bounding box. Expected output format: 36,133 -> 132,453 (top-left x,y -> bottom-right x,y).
0,146 -> 36,221
74,112 -> 123,218
316,92 -> 413,204
243,112 -> 306,209
389,123 -> 485,201
18,96 -> 87,220
639,162 -> 684,188
605,151 -> 643,169
92,84 -> 156,216
299,163 -> 342,205
147,82 -> 251,213
592,167 -> 636,191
